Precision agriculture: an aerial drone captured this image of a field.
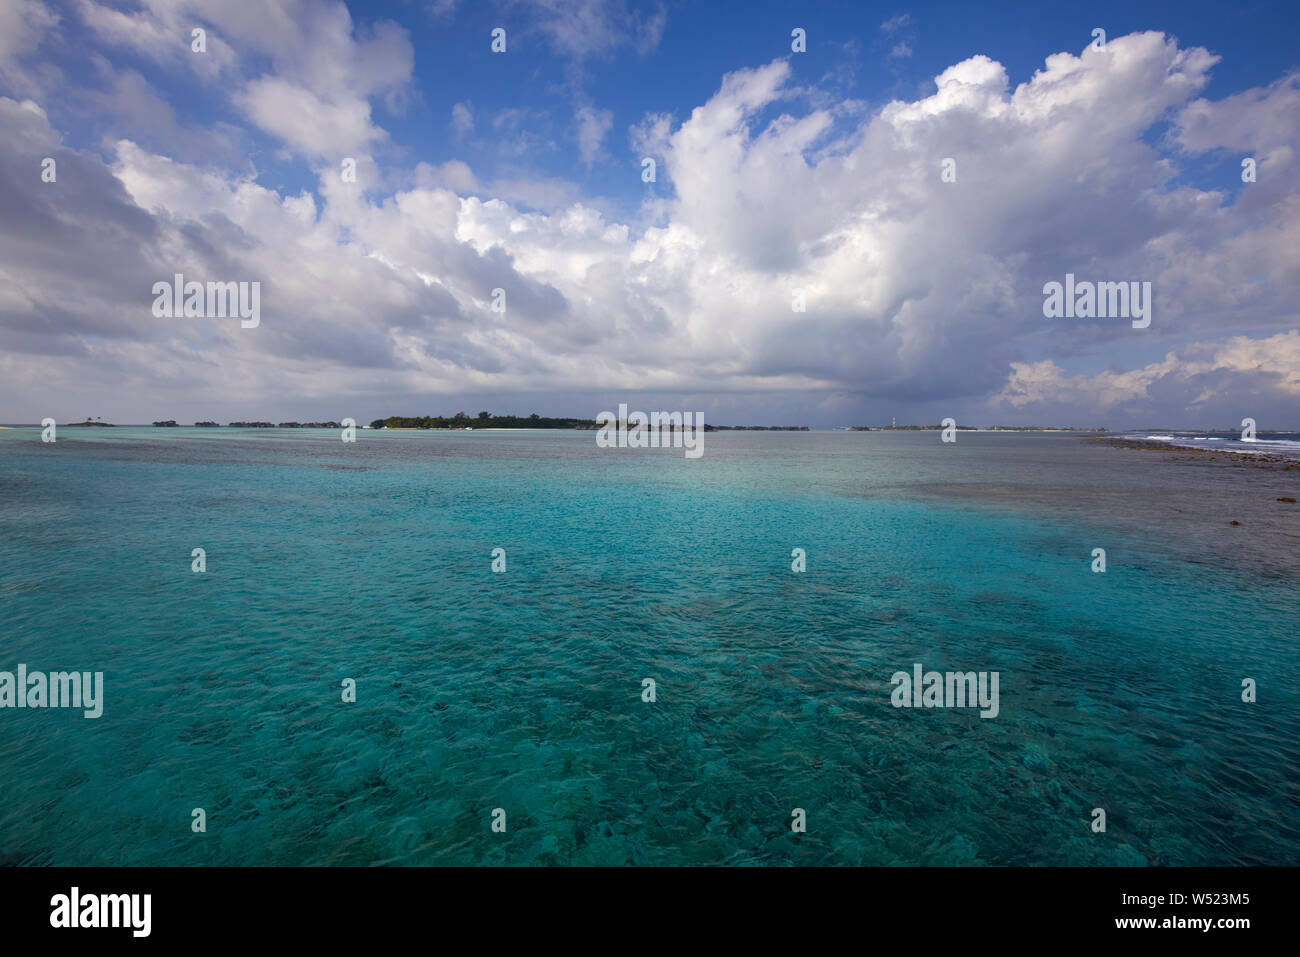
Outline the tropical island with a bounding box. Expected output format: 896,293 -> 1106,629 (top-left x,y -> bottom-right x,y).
167,421 -> 346,428
705,424 -> 809,431
374,412 -> 598,430
69,417 -> 113,426
369,412 -> 811,431
986,425 -> 1108,432
142,417 -> 1102,432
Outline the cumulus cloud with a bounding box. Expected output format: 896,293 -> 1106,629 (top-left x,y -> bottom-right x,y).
0,0 -> 60,96
77,0 -> 413,161
1,26 -> 1298,426
995,331 -> 1300,412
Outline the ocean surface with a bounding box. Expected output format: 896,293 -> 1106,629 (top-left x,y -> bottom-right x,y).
0,427 -> 1297,866
1131,430 -> 1300,459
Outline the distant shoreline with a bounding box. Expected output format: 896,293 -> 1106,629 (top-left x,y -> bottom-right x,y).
2,423 -> 1292,436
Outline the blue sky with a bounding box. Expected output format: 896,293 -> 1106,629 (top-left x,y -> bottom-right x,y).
1,0 -> 1299,427
40,0 -> 1300,207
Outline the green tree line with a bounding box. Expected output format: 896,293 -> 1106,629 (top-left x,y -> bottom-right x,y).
370,411 -> 598,430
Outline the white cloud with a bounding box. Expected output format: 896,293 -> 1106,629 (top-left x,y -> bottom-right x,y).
575,104 -> 612,167
450,100 -> 474,138
515,0 -> 667,61
75,0 -> 413,161
0,0 -> 60,95
75,0 -> 238,79
2,29 -> 1299,426
237,77 -> 383,157
994,331 -> 1300,411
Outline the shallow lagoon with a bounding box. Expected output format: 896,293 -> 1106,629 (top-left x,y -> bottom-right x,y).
0,428 -> 1295,864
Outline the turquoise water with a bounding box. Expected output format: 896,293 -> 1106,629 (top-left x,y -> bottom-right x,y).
0,427 -> 1297,865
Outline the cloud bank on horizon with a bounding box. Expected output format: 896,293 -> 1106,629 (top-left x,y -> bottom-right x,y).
0,0 -> 1297,427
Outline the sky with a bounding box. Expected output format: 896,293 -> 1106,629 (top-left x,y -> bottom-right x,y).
0,0 -> 1298,428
